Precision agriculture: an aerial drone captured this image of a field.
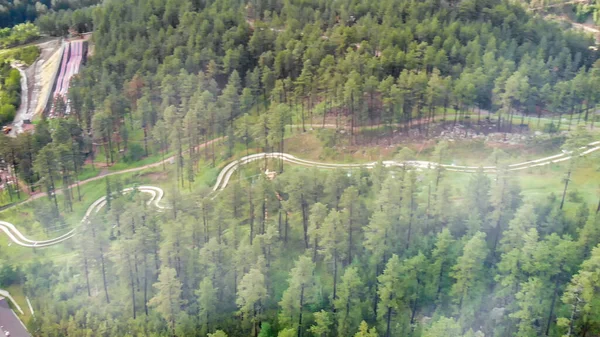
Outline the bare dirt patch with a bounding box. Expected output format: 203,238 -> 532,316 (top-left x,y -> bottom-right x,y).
10,38 -> 62,134
141,171 -> 168,181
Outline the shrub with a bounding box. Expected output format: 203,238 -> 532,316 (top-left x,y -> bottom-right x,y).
123,143 -> 146,162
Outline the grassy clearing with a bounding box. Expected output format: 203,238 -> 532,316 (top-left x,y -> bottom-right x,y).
107,151 -> 167,171
0,188 -> 28,207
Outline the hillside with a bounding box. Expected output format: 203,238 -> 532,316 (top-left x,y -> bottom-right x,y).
0,0 -> 599,337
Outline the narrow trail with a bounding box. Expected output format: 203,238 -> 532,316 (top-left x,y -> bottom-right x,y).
0,289 -> 24,315
8,137 -> 223,206
0,138 -> 598,249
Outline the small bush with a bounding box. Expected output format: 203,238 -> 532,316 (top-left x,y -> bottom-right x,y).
0,104 -> 16,125
123,143 -> 145,162
0,264 -> 23,287
568,190 -> 583,203
543,122 -> 559,133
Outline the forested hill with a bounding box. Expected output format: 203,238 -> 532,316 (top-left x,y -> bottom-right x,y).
67,0 -> 600,158
3,1 -> 600,337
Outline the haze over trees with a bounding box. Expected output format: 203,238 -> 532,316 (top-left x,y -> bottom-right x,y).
0,0 -> 600,336
15,146 -> 600,337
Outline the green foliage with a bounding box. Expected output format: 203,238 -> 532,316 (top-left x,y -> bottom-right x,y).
422,317 -> 462,337
0,46 -> 41,66
309,310 -> 333,337
36,7 -> 95,36
0,0 -> 99,30
123,143 -> 145,163
354,321 -> 378,337
277,328 -> 296,337
0,264 -> 22,287
0,23 -> 39,48
258,323 -> 275,337
5,0 -> 600,337
0,61 -> 22,126
149,267 -> 186,334
208,330 -> 228,337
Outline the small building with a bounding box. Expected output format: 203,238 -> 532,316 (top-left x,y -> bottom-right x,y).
0,298 -> 30,337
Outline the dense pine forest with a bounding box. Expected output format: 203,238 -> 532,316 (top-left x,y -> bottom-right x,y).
0,0 -> 100,29
1,0 -> 600,336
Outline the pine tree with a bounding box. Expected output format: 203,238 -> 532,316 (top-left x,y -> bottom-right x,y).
33,144 -> 59,215
377,254 -> 403,337
208,330 -> 228,337
237,267 -> 268,337
354,321 -> 378,337
334,267 -> 364,337
309,310 -> 333,337
340,186 -> 364,265
279,255 -> 316,336
149,267 -> 185,337
308,202 -> 328,262
422,317 -> 462,337
197,277 -> 218,334
320,210 -> 347,301
450,232 -> 488,326
429,229 -> 456,305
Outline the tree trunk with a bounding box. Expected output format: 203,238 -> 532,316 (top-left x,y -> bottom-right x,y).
108,132 -> 114,164
385,306 -> 393,337
333,253 -> 338,301
298,285 -> 305,337
301,194 -> 309,249
407,193 -> 414,250
373,264 -> 380,318
285,211 -> 289,243
301,98 -> 306,132
130,261 -> 136,319
429,256 -> 442,295
545,277 -> 560,336
100,247 -> 110,303
143,127 -> 149,156
348,213 -> 353,265
560,170 -> 571,210
249,186 -> 255,245
84,256 -> 91,296
410,295 -> 419,325
144,254 -> 149,316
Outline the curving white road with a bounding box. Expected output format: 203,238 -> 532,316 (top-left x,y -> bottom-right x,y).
212,140 -> 600,191
1,140 -> 599,248
0,186 -> 166,248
